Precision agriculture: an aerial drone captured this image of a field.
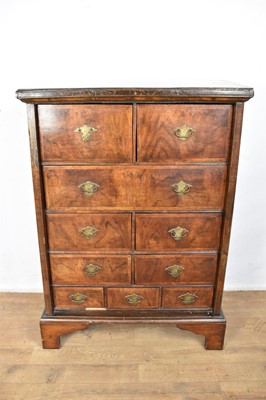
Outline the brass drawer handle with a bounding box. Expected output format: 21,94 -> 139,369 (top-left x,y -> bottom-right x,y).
78,180 -> 100,197
172,181 -> 192,196
165,264 -> 185,278
84,264 -> 102,276
69,293 -> 88,304
174,124 -> 195,141
79,226 -> 99,239
178,292 -> 198,305
125,293 -> 144,305
168,226 -> 189,241
75,125 -> 98,142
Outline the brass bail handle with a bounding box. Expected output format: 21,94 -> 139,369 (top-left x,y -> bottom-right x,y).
125,293 -> 144,305
75,125 -> 98,142
168,226 -> 189,241
79,226 -> 99,239
173,125 -> 195,141
178,292 -> 198,305
165,264 -> 185,278
172,181 -> 192,196
83,264 -> 102,277
78,180 -> 100,197
69,293 -> 88,304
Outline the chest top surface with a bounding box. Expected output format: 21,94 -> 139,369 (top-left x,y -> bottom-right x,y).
16,83 -> 254,103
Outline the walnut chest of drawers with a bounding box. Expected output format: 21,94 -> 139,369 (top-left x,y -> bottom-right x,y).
17,85 -> 253,349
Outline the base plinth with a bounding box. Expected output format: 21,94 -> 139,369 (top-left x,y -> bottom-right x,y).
40,311 -> 226,350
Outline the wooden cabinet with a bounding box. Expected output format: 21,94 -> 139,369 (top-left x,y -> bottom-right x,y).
16,85 -> 253,350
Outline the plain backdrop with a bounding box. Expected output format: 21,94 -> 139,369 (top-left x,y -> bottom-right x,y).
0,0 -> 265,291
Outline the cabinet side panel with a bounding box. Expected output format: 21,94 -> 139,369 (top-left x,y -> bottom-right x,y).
27,104 -> 53,314
213,103 -> 244,314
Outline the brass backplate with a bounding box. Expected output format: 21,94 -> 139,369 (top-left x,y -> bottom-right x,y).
75,125 -> 98,141
178,292 -> 198,305
79,226 -> 99,239
125,293 -> 144,305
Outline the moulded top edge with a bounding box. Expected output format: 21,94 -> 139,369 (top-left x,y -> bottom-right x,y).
16,85 -> 254,103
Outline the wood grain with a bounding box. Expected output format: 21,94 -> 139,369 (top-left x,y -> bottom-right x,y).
46,213 -> 132,252
43,165 -> 227,211
135,254 -> 217,285
53,287 -> 104,309
136,213 -> 222,251
17,87 -> 253,353
38,105 -> 133,162
50,254 -> 131,285
162,287 -> 214,309
26,105 -> 53,314
16,85 -> 254,103
107,288 -> 160,309
40,320 -> 91,349
43,165 -> 133,210
134,165 -> 226,210
0,292 -> 264,398
137,104 -> 232,162
213,103 -> 245,315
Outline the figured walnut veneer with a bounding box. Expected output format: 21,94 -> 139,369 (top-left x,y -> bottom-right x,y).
17,84 -> 253,349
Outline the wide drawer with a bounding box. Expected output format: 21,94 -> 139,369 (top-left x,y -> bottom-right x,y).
135,255 -> 217,285
38,104 -> 133,162
46,213 -> 132,252
53,287 -> 104,309
43,165 -> 226,211
135,213 -> 222,251
137,104 -> 232,162
107,288 -> 160,309
50,255 -> 131,285
162,287 -> 214,309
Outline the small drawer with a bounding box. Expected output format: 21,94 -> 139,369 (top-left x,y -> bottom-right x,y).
135,255 -> 217,285
47,213 -> 132,252
107,288 -> 160,309
135,213 -> 222,252
43,166 -> 133,211
50,255 -> 131,285
53,287 -> 104,309
137,104 -> 232,162
162,287 -> 214,309
133,165 -> 227,211
38,104 -> 133,162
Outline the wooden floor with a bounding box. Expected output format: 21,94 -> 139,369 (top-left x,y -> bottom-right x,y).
0,292 -> 265,400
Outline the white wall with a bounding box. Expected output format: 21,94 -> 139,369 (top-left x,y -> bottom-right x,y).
0,0 -> 265,291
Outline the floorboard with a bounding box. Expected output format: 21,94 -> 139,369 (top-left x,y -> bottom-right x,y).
0,291 -> 265,399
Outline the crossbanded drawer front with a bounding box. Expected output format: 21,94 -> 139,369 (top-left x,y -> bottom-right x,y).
136,213 -> 222,252
43,165 -> 133,210
46,213 -> 132,252
137,104 -> 232,162
135,255 -> 217,285
133,165 -> 226,210
107,288 -> 160,309
50,255 -> 131,285
162,287 -> 214,309
43,165 -> 226,211
53,287 -> 104,309
38,104 -> 133,162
